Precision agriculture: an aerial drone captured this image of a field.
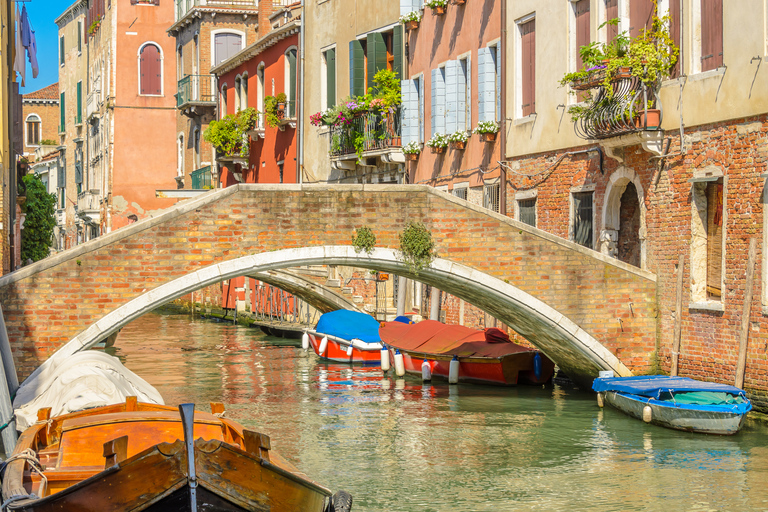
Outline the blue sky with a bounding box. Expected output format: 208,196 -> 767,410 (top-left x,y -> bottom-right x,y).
17,0 -> 68,94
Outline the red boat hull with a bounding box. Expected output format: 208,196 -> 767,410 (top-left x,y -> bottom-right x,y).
308,333 -> 382,364
394,349 -> 554,385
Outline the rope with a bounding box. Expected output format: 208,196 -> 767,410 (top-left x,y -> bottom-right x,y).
1,495 -> 36,511
2,449 -> 47,506
0,416 -> 14,433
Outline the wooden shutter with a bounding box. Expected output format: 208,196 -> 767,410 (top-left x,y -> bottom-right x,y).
325,49 -> 336,108
214,33 -> 242,66
287,49 -> 297,117
629,0 -> 654,39
60,92 -> 65,131
418,76 -> 425,143
401,78 -> 418,145
605,0 -> 618,42
393,25 -> 403,81
349,39 -> 365,97
701,0 -> 723,71
60,36 -> 65,65
669,0 -> 681,77
445,60 -> 458,134
706,181 -> 723,297
520,19 -> 535,117
574,0 -> 590,70
477,47 -> 491,123
457,58 -> 468,132
431,68 -> 446,136
367,32 -> 386,94
76,81 -> 82,123
140,44 -> 162,95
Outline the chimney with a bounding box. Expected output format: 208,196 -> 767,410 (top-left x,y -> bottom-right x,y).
258,0 -> 274,39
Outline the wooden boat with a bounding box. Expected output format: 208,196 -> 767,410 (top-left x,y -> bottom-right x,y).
592,375 -> 752,435
307,310 -> 383,364
379,320 -> 555,385
1,397 -> 352,511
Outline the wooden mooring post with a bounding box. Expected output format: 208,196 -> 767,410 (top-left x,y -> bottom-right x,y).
671,253 -> 684,376
0,304 -> 19,454
735,238 -> 757,389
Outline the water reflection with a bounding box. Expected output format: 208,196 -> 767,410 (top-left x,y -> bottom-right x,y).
111,313 -> 768,512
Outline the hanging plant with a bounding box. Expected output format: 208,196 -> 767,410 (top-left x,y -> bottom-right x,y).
398,221 -> 437,274
352,226 -> 376,255
264,96 -> 281,128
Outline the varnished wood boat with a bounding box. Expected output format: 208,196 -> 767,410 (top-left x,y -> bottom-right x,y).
1,397 -> 351,511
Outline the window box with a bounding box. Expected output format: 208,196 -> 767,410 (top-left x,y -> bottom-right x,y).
480,132 -> 497,142
405,20 -> 419,30
450,141 -> 466,150
430,146 -> 445,154
405,152 -> 419,161
453,0 -> 466,4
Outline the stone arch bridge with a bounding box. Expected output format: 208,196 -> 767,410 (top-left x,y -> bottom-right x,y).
0,185 -> 657,388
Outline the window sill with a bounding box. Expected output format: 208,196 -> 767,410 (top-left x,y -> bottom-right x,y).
763,305 -> 768,317
688,66 -> 726,82
514,113 -> 536,126
689,301 -> 724,312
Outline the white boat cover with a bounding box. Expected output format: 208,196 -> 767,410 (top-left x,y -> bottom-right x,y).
13,351 -> 164,431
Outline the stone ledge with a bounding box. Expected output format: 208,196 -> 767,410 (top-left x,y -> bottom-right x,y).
689,301 -> 725,312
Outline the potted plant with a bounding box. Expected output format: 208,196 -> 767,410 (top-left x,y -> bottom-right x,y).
426,133 -> 448,154
453,0 -> 466,4
474,121 -> 499,142
400,10 -> 422,30
403,141 -> 421,161
264,96 -> 281,127
426,0 -> 449,15
204,107 -> 259,158
275,93 -> 287,119
448,131 -> 469,150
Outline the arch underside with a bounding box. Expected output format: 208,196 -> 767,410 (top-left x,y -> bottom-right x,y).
21,247 -> 632,397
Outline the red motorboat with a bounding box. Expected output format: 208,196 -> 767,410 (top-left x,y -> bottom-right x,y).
379,320 -> 554,385
307,310 -> 383,364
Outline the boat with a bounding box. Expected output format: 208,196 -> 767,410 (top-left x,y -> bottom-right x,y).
378,319 -> 555,385
1,397 -> 352,511
306,309 -> 383,364
592,375 -> 752,435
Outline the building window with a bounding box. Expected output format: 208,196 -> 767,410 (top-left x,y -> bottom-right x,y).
257,64 -> 265,128
417,75 -> 424,143
60,35 -> 65,65
26,114 -> 41,146
453,186 -> 468,200
77,21 -> 82,53
402,75 -> 424,146
572,191 -> 594,248
220,84 -> 228,115
699,0 -> 723,72
349,39 -> 367,97
177,134 -> 184,176
213,32 -> 243,67
431,66 -> 446,137
483,182 -> 500,213
518,16 -> 536,117
629,0 -> 654,39
241,73 -> 248,111
572,0 -> 590,71
139,43 -> 162,95
518,197 -> 536,227
193,128 -> 201,169
457,56 -> 470,132
285,48 -> 297,118
322,48 -> 336,110
75,81 -> 82,125
478,44 -> 500,123
234,76 -> 241,112
691,176 -> 724,302
59,92 -> 66,132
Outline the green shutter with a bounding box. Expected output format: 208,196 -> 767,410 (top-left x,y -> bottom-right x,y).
60,92 -> 65,132
60,36 -> 65,65
349,40 -> 365,98
326,49 -> 336,108
76,82 -> 82,124
393,25 -> 403,81
288,50 -> 297,118
366,32 -> 386,94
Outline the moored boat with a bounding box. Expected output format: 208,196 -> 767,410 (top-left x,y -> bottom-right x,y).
306,309 -> 383,364
1,397 -> 351,511
379,320 -> 554,385
592,375 -> 752,435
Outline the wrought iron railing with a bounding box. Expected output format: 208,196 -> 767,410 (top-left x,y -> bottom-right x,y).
329,108 -> 402,157
572,69 -> 662,140
176,74 -> 217,107
191,165 -> 212,189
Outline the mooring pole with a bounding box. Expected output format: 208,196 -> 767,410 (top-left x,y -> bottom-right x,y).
396,276 -> 407,317
0,305 -> 19,453
429,288 -> 441,321
735,238 -> 757,389
671,253 -> 684,376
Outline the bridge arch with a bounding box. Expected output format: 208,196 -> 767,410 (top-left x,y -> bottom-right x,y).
19,247 -> 631,400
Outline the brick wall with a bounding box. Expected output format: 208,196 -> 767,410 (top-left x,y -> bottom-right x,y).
21,101 -> 59,156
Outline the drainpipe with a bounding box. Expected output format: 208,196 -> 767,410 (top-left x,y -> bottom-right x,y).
297,2 -> 304,184
499,0 -> 507,216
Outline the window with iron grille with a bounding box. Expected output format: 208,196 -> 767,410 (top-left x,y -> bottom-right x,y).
453,187 -> 468,200
518,197 -> 536,227
483,183 -> 500,212
572,191 -> 593,248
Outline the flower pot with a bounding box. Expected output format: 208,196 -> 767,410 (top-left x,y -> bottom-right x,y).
636,109 -> 661,130
430,146 -> 446,154
453,0 -> 466,4
480,132 -> 497,142
450,141 -> 466,150
432,5 -> 446,14
405,153 -> 419,161
406,20 -> 420,30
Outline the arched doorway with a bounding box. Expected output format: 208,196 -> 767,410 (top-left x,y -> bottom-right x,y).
617,182 -> 641,267
601,167 -> 646,269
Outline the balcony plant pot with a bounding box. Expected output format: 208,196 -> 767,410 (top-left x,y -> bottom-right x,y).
406,20 -> 420,30
450,141 -> 466,150
432,6 -> 446,15
405,153 -> 419,161
453,0 -> 466,4
480,132 -> 497,142
430,146 -> 446,154
636,109 -> 661,130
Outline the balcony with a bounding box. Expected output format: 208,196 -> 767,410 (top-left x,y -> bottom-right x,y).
176,74 -> 217,117
277,100 -> 297,130
77,189 -> 102,226
86,88 -> 101,121
328,108 -> 403,165
190,165 -> 212,189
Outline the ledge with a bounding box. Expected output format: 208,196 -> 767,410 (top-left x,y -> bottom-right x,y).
689,301 -> 725,312
688,66 -> 726,82
514,114 -> 536,126
599,130 -> 664,163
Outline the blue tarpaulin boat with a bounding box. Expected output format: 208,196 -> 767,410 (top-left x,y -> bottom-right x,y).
306,310 -> 383,363
592,375 -> 752,435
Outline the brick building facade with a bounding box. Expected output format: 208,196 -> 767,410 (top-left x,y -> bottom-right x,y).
21,83 -> 59,158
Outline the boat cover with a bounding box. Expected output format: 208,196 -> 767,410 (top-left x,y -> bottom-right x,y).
592,375 -> 748,399
315,309 -> 381,343
379,320 -> 533,358
13,351 -> 164,431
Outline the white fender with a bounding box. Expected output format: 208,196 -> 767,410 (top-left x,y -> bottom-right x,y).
318,336 -> 329,356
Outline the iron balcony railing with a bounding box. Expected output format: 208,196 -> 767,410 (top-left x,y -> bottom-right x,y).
176,74 -> 217,108
191,165 -> 212,189
571,69 -> 662,140
329,108 -> 402,158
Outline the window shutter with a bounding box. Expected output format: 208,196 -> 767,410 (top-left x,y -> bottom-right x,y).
605,0 -> 618,42
462,56 -> 470,132
288,49 -> 297,115
520,19 -> 535,117
60,36 -> 65,65
629,0 -> 654,39
76,82 -> 82,123
706,182 -> 723,296
445,60 -> 458,134
75,161 -> 83,185
494,45 -> 501,122
418,76 -> 425,143
60,92 -> 65,131
456,60 -> 467,132
326,49 -> 336,108
367,32 -> 386,94
77,21 -> 82,52
669,0 -> 681,77
701,0 -> 723,71
58,163 -> 65,186
393,25 -> 403,81
401,79 -> 416,145
574,0 -> 590,70
477,47 -> 490,123
430,68 -> 446,137
400,0 -> 412,16
140,48 -> 148,94
349,40 -> 365,97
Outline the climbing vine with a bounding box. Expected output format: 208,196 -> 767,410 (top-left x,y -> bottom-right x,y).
398,221 -> 437,274
352,226 -> 376,255
21,173 -> 56,263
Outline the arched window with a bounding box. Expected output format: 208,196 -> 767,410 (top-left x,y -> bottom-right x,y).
193,127 -> 201,169
285,48 -> 297,118
234,76 -> 241,112
220,83 -> 228,115
177,134 -> 184,176
139,43 -> 162,95
257,63 -> 265,128
26,114 -> 41,146
240,72 -> 248,111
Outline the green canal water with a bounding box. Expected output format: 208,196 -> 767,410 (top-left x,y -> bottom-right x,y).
110,312 -> 768,511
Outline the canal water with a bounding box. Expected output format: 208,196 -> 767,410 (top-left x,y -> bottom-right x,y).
110,312 -> 768,512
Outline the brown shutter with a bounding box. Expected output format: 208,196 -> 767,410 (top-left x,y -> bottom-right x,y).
521,19 -> 535,117
575,0 -> 590,70
629,0 -> 654,39
605,0 -> 618,42
669,0 -> 681,77
706,181 -> 723,297
701,0 -> 723,71
140,44 -> 161,95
